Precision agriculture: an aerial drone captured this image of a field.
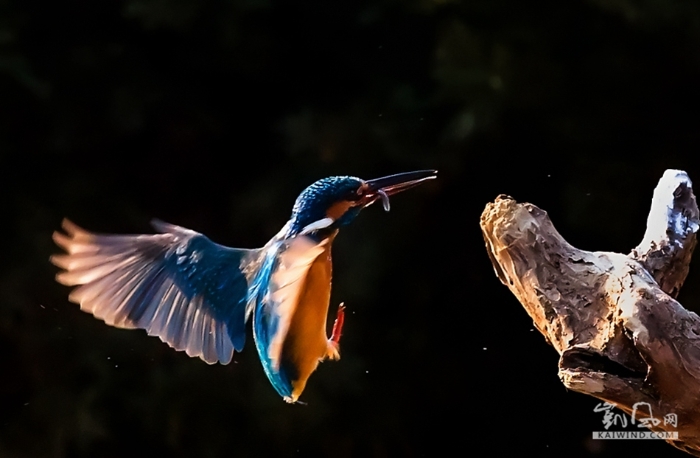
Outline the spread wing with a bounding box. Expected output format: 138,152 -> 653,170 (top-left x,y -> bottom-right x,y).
51,219 -> 261,364
250,235 -> 329,399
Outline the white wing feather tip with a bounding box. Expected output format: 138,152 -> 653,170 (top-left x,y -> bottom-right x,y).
61,218 -> 92,239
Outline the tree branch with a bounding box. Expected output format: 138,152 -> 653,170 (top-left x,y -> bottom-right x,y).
480,170 -> 700,456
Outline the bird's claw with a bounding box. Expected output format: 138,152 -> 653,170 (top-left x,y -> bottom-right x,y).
326,340 -> 341,361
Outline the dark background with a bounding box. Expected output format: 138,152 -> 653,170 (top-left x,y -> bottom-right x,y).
1,0 -> 700,456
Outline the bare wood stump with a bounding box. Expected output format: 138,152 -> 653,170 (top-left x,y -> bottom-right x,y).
480,170 -> 700,456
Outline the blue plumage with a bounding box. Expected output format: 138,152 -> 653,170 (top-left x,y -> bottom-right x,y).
251,244 -> 294,399
52,219 -> 259,364
52,170 -> 436,402
287,176 -> 364,236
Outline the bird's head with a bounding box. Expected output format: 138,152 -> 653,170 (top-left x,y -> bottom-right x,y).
286,170 -> 437,238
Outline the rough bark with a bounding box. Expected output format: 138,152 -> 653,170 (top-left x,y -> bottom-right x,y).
480,170 -> 700,456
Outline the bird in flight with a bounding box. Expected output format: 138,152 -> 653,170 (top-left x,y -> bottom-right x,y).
51,170 -> 437,403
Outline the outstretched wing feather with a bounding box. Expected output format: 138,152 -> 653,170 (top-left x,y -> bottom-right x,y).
52,219 -> 258,364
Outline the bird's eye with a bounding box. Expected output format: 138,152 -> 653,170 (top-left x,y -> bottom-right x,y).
346,187 -> 363,201
354,183 -> 369,198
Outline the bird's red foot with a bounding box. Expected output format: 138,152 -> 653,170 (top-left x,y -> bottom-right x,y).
326,303 -> 345,360
331,303 -> 345,344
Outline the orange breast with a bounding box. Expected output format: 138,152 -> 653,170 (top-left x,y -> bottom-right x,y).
280,234 -> 335,400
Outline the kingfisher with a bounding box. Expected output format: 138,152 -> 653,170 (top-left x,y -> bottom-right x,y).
51,170 -> 437,403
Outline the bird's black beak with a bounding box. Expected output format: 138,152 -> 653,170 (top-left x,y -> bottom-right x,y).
360,170 -> 437,211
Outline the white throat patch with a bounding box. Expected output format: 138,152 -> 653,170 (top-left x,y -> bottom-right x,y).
299,217 -> 334,236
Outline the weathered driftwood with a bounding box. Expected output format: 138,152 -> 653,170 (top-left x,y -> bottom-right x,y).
480,170 -> 700,456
